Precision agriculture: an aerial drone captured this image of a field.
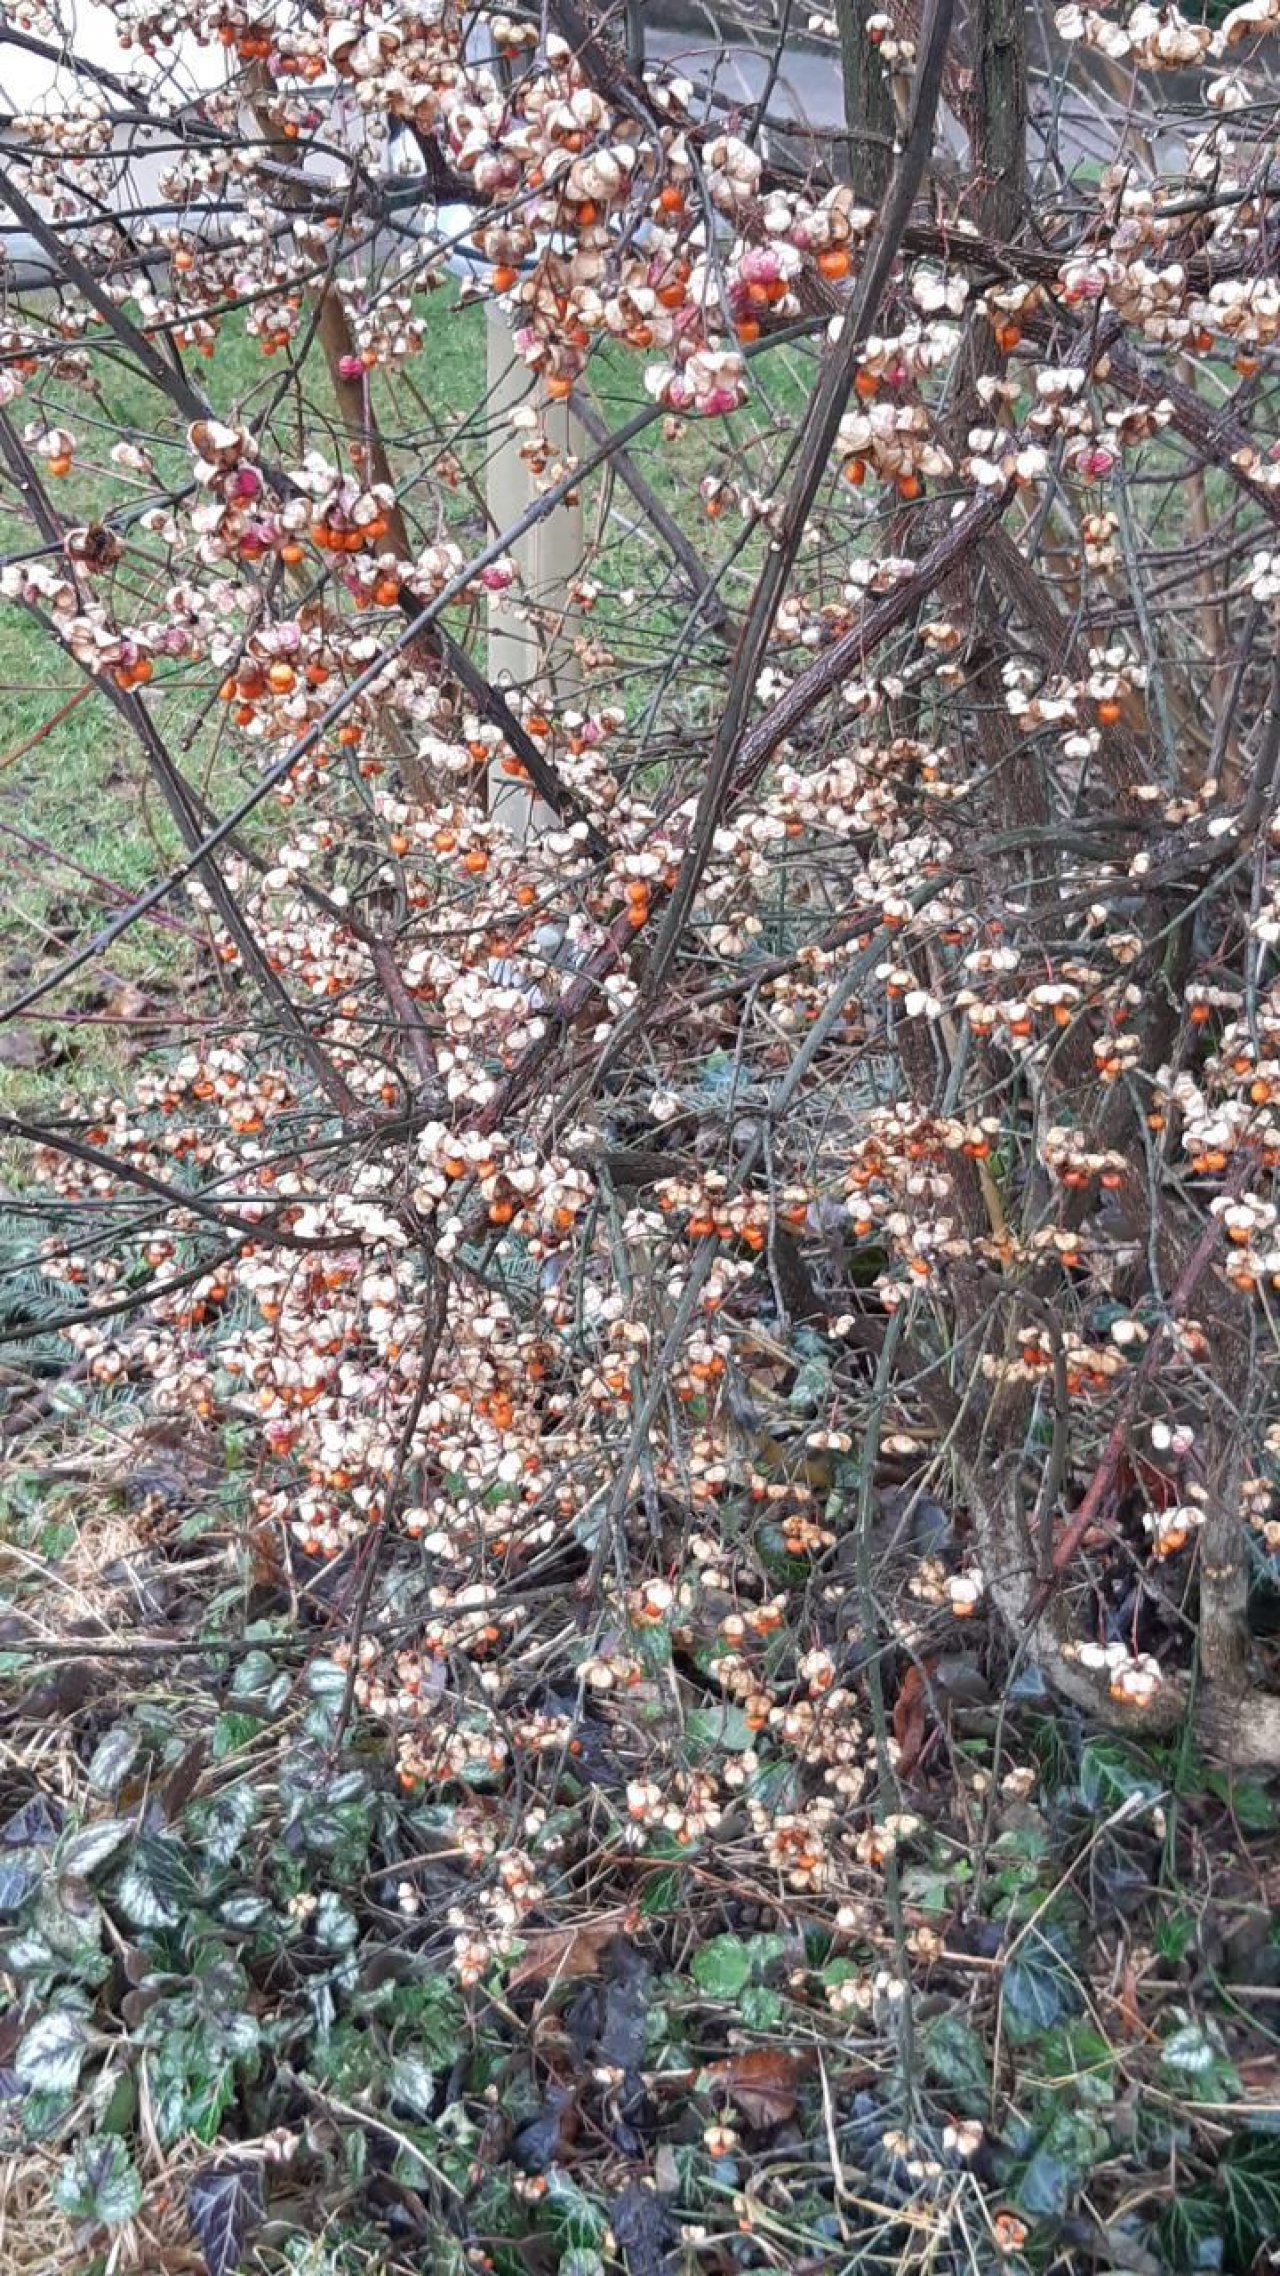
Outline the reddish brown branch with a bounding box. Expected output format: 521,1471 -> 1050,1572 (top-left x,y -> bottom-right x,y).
1023,1180 -> 1243,1623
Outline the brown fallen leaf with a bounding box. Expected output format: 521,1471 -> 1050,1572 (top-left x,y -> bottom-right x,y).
106,981 -> 151,1024
1114,1950 -> 1142,2042
508,1910 -> 630,1990
704,2047 -> 803,2128
893,1662 -> 929,1778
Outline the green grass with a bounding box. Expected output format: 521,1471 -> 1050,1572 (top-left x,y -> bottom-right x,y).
0,629 -> 192,1112
0,280 -> 822,1119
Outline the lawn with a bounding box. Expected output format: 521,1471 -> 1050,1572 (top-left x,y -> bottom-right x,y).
0,281 -> 825,1117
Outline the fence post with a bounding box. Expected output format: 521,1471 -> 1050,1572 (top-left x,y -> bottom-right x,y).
485,305 -> 583,844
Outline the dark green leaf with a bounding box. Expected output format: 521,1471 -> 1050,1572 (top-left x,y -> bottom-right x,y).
16,2002 -> 90,2094
304,1658 -> 348,1700
17,2086 -> 76,2139
690,1934 -> 752,1998
900,1864 -> 957,1915
739,1985 -> 783,2030
640,1870 -> 682,1917
188,2162 -> 264,2276
151,2030 -> 239,2146
229,1652 -> 277,1699
58,1818 -> 132,1880
544,2171 -> 608,2249
1203,1772 -> 1277,1832
115,1834 -> 197,1929
2,1795 -> 60,1849
1015,2106 -> 1107,2218
1002,1930 -> 1081,2042
920,2012 -> 990,2108
1155,2193 -> 1223,2273
1078,1737 -> 1163,1815
991,1822 -> 1051,1865
191,1784 -> 259,1868
1031,2022 -> 1116,2105
1159,2017 -> 1241,2103
1220,2133 -> 1280,2269
3,1929 -> 54,1974
1154,1910 -> 1198,1966
211,1713 -> 261,1761
754,1523 -> 813,1585
313,1890 -> 357,1950
86,1727 -> 140,1797
384,1976 -> 466,2067
0,1854 -> 37,1913
684,1704 -> 753,1754
219,1892 -> 272,1931
389,2053 -> 437,2118
53,2136 -> 142,2227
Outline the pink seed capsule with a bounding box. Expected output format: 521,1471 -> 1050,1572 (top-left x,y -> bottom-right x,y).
1078,446 -> 1116,480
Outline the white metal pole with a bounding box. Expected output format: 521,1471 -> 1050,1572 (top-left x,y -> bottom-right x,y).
485,305 -> 583,844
